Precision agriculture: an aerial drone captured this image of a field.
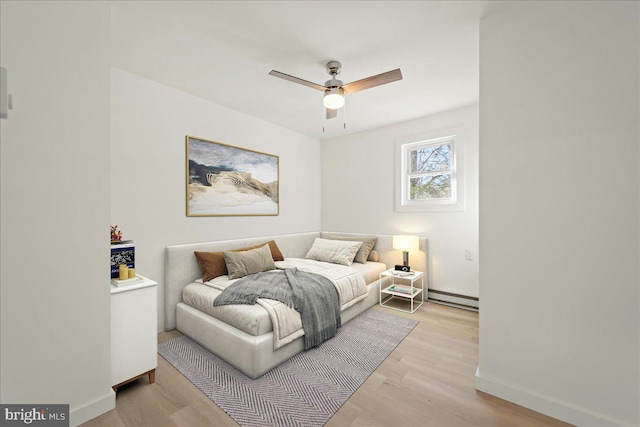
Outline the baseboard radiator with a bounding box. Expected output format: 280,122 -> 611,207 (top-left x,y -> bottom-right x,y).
427,289 -> 479,311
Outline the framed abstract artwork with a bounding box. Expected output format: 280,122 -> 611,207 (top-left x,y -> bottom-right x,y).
186,135 -> 279,216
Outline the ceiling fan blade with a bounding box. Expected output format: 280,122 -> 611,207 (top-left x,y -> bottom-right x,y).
268,70 -> 326,91
342,69 -> 403,94
326,108 -> 337,120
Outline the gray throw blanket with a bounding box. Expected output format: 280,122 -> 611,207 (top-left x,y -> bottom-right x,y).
213,268 -> 341,350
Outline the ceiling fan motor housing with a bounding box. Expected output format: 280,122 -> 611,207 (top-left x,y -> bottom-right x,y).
324,78 -> 343,88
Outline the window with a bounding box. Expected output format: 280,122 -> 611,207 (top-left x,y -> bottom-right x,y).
408,137 -> 454,200
396,132 -> 465,212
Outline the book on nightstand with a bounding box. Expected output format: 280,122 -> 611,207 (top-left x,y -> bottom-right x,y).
111,275 -> 144,287
389,285 -> 418,295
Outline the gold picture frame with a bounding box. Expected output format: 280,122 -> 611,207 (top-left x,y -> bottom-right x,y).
186,135 -> 279,217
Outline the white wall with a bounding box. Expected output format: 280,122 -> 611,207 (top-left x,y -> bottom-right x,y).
111,68 -> 322,331
478,2 -> 639,426
321,104 -> 479,298
0,2 -> 114,425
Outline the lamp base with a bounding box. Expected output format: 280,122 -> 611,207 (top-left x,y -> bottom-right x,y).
402,251 -> 410,267
394,264 -> 411,272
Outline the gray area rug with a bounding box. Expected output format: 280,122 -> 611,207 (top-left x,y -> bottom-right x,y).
158,309 -> 417,427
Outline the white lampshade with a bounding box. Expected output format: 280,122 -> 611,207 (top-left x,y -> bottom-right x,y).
323,88 -> 345,109
393,235 -> 419,252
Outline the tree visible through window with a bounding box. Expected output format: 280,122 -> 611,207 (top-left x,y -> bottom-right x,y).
408,138 -> 453,200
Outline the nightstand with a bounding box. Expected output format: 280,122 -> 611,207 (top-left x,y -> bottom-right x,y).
379,269 -> 425,313
110,275 -> 157,392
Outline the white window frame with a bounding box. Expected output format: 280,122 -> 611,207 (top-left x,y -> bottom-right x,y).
395,128 -> 465,212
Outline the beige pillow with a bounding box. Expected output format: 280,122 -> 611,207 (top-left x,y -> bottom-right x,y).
194,240 -> 283,282
322,234 -> 378,264
241,240 -> 284,261
304,238 -> 362,266
368,250 -> 380,262
223,244 -> 276,279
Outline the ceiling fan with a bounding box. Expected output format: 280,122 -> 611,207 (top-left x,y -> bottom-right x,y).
269,61 -> 403,119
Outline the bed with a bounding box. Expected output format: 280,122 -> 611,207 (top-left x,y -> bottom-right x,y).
164,232 -> 428,378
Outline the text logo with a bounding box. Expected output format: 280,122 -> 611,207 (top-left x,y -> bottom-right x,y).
0,405 -> 69,427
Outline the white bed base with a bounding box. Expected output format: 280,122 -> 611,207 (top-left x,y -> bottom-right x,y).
164,231 -> 428,378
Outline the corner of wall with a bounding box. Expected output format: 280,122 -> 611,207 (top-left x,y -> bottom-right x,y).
69,391 -> 116,427
475,369 -> 629,427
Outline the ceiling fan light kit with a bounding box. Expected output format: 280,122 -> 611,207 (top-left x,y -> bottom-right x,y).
323,87 -> 345,109
269,60 -> 402,121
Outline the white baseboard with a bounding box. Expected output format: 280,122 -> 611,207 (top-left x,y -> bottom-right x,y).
69,389 -> 115,427
475,368 -> 628,427
427,290 -> 479,311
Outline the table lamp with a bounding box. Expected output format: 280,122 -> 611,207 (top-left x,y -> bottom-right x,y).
393,235 -> 419,269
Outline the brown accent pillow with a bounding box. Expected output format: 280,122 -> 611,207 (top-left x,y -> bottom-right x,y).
194,251 -> 226,282
194,240 -> 284,282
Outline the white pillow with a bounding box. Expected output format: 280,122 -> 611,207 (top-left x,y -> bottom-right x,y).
304,238 -> 362,266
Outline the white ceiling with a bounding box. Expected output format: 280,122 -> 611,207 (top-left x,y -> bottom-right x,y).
111,1 -> 493,140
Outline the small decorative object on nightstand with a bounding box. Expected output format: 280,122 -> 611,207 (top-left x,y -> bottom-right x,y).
111,275 -> 157,392
379,269 -> 425,313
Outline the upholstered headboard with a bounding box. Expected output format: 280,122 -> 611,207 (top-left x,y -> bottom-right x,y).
164,231 -> 428,331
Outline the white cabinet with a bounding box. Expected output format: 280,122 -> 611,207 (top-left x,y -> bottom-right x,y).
110,276 -> 157,391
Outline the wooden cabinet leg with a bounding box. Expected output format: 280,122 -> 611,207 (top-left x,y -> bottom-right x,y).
112,368 -> 156,391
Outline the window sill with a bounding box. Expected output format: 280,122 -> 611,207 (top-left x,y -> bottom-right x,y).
395,200 -> 465,213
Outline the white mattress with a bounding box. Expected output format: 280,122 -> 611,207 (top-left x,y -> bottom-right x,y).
181,259 -> 386,337
348,260 -> 387,283
182,283 -> 273,336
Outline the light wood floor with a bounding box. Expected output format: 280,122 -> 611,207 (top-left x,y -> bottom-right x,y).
82,302 -> 572,427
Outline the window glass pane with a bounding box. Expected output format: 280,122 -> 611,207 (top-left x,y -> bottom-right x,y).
409,174 -> 451,200
410,143 -> 451,173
